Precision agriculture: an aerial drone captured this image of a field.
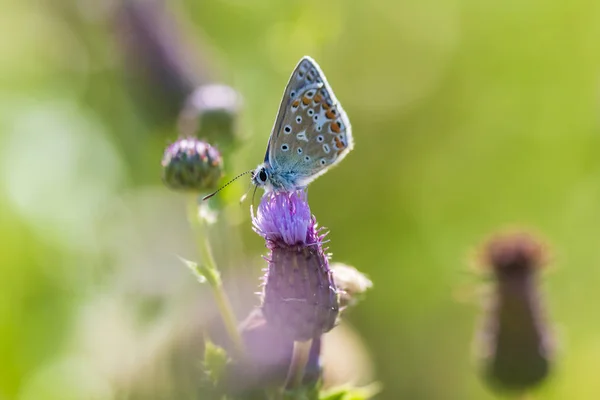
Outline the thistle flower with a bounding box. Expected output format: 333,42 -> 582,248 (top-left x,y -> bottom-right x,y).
252,191 -> 339,342
476,231 -> 553,393
161,137 -> 223,192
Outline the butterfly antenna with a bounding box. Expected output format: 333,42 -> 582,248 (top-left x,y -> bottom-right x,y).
202,170 -> 254,201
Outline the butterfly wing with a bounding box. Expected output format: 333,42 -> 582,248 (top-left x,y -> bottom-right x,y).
265,56 -> 353,187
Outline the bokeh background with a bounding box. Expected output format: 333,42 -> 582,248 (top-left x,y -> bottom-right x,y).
2,0 -> 600,399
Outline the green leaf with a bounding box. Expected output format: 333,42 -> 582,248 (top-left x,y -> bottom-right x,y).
178,256 -> 221,286
319,383 -> 382,400
179,256 -> 207,283
318,389 -> 347,400
203,338 -> 229,385
282,386 -> 319,400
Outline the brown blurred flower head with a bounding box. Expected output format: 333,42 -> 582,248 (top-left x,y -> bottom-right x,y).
476,230 -> 553,393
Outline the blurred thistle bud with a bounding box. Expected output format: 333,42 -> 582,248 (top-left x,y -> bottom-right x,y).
177,84 -> 242,144
330,263 -> 372,312
252,191 -> 339,342
161,137 -> 223,192
476,230 -> 553,393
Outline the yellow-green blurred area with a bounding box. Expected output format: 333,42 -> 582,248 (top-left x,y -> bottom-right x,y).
2,0 -> 600,399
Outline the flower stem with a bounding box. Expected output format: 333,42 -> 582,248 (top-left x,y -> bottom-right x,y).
284,339 -> 313,391
187,195 -> 245,356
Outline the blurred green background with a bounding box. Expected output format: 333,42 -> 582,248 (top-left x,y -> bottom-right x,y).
2,0 -> 600,399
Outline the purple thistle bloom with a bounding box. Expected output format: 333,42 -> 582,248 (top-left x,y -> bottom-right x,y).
252,191 -> 339,342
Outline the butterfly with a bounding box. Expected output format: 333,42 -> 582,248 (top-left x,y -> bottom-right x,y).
203,56 -> 353,200
251,56 -> 354,192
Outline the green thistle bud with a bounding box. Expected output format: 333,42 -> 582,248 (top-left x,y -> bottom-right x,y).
161,137 -> 223,192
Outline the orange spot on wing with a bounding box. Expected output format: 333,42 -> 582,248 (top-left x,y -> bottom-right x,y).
322,103 -> 330,110
313,94 -> 322,103
334,136 -> 344,149
331,121 -> 341,133
302,96 -> 311,105
292,100 -> 300,107
326,109 -> 336,119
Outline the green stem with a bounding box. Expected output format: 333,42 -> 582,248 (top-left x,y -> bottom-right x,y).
284,339 -> 313,391
187,195 -> 245,356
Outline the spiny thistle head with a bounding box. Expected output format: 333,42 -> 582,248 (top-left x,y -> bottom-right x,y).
476,230 -> 553,393
252,191 -> 339,342
161,137 -> 223,192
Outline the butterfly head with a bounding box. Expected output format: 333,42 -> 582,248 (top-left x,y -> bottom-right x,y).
251,164 -> 270,188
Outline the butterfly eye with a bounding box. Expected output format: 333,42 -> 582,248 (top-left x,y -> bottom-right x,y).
323,144 -> 330,154
297,147 -> 303,154
257,168 -> 268,183
313,115 -> 318,121
284,125 -> 292,134
307,109 -> 314,116
281,144 -> 289,151
304,156 -> 311,162
290,91 -> 297,98
316,125 -> 322,131
317,135 -> 324,142
320,159 -> 327,166
296,116 -> 302,124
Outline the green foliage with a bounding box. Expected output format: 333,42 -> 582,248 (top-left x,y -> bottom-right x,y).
179,256 -> 221,288
203,339 -> 229,386
319,384 -> 381,400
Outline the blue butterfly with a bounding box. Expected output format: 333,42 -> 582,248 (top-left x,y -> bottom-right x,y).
252,56 -> 354,192
204,56 -> 353,200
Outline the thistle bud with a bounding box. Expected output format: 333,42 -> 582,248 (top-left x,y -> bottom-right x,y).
177,84 -> 242,143
252,191 -> 339,342
161,137 -> 223,192
330,263 -> 372,312
476,231 -> 553,393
